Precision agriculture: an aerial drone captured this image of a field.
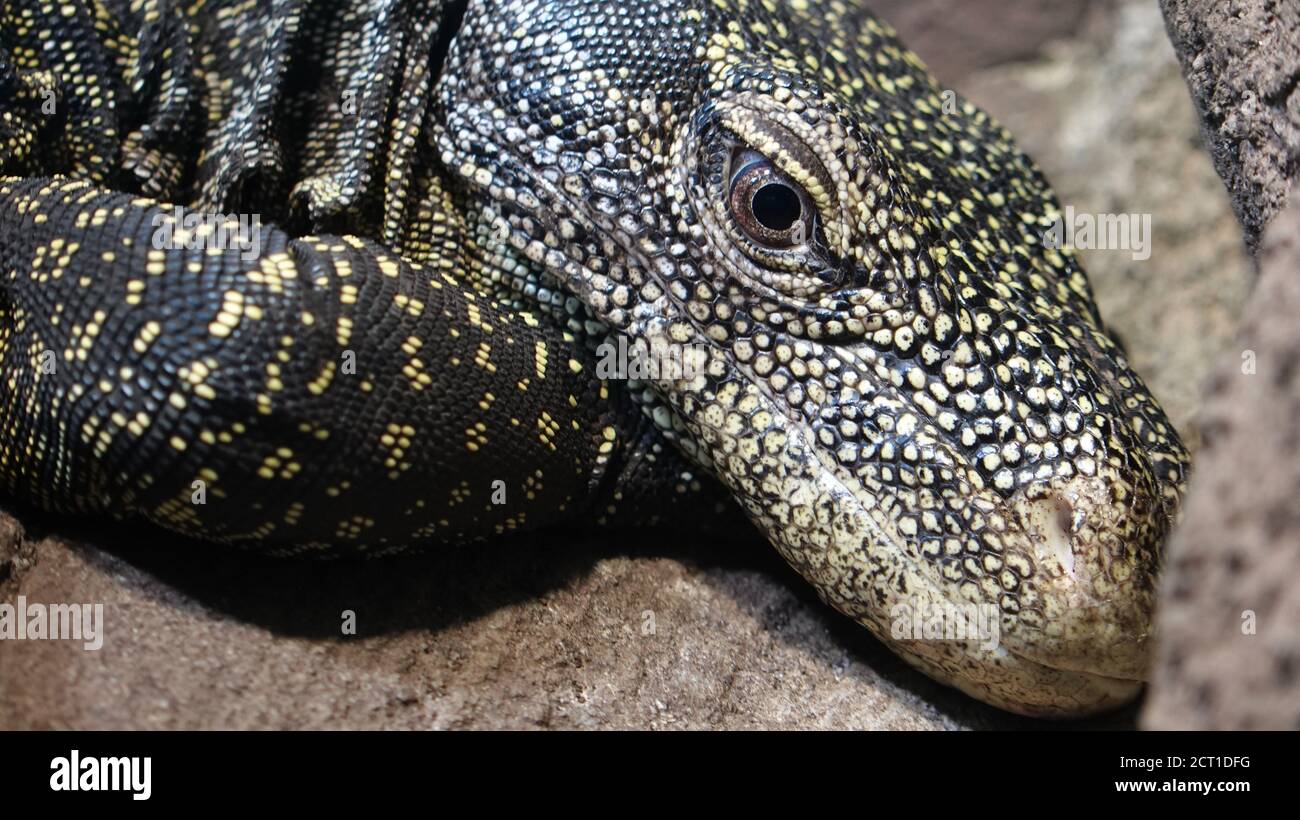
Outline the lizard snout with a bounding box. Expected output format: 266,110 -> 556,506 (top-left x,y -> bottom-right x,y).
1001,472 -> 1163,683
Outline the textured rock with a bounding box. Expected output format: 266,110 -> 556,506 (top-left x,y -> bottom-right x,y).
0,0 -> 1251,729
1142,174 -> 1300,731
1140,0 -> 1300,729
868,0 -> 1101,80
1,516 -> 1060,729
1158,0 -> 1300,249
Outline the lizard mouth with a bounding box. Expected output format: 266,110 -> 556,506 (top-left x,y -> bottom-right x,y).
1010,645 -> 1146,709
710,385 -> 1159,717
1008,648 -> 1144,685
997,648 -> 1145,718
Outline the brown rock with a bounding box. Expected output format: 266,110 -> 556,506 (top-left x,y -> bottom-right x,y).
1143,186 -> 1300,729
868,0 -> 1102,79
1,516 -> 1063,729
1158,0 -> 1300,249
1139,0 -> 1300,730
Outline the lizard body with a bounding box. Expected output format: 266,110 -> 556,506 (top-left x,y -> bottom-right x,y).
0,0 -> 1188,716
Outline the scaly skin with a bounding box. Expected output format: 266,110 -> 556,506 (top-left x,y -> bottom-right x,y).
0,0 -> 1188,716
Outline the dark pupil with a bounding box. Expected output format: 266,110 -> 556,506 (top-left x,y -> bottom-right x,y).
750,183 -> 801,232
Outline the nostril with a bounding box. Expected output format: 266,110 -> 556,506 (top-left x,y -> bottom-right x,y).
1024,493 -> 1077,578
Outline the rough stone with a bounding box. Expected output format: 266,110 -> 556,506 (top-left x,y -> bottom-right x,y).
1158,0 -> 1300,249
869,0 -> 1102,81
1136,0 -> 1300,731
2,517 -> 1067,729
1143,186 -> 1300,730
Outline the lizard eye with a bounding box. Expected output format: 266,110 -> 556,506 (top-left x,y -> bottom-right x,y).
728,149 -> 814,249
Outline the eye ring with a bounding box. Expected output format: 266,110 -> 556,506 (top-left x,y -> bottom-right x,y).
728,150 -> 814,249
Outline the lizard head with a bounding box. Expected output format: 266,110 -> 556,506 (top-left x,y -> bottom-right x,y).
435,0 -> 1189,716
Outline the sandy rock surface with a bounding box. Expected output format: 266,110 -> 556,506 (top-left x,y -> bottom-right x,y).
1142,0 -> 1300,729
1143,186 -> 1300,730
